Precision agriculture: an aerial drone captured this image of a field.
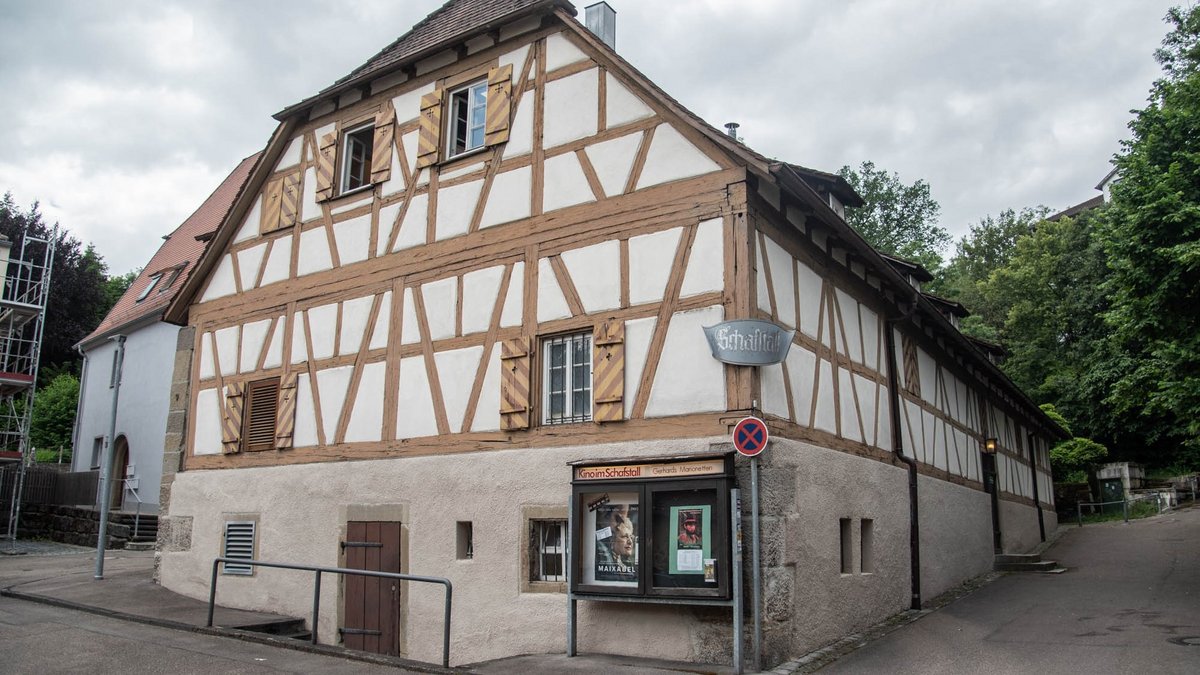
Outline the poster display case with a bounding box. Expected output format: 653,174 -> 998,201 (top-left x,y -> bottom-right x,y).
570,453 -> 733,600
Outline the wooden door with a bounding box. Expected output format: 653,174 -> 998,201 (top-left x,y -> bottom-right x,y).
342,521 -> 402,655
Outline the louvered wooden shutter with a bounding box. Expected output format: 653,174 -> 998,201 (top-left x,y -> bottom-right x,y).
500,337 -> 532,430
275,371 -> 298,450
593,320 -> 625,423
371,103 -> 396,184
243,378 -> 280,452
260,177 -> 284,233
315,132 -> 338,201
485,64 -> 513,146
221,383 -> 245,454
416,90 -> 443,169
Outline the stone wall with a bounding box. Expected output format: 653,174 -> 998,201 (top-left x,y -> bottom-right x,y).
154,325 -> 195,581
16,504 -> 136,548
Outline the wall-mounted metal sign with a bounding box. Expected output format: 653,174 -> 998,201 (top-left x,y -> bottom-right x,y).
703,320 -> 794,366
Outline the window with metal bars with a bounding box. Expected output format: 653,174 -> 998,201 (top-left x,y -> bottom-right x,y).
222,521 -> 256,575
242,377 -> 279,452
531,519 -> 566,582
542,333 -> 591,425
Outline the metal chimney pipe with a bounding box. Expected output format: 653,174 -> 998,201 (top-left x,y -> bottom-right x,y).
585,2 -> 617,51
725,122 -> 740,139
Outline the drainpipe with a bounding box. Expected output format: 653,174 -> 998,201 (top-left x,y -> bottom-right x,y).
94,335 -> 125,580
1027,433 -> 1046,542
884,298 -> 921,610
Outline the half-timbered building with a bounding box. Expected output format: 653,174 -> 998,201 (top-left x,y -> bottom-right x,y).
155,0 -> 1063,667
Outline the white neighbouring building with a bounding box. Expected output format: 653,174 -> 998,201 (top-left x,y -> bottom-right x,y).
154,0 -> 1064,668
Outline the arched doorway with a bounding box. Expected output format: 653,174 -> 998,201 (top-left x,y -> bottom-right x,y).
109,435 -> 129,510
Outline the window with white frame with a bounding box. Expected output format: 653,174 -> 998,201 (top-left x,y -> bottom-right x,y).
448,80 -> 488,157
542,333 -> 591,424
339,122 -> 375,194
531,519 -> 566,582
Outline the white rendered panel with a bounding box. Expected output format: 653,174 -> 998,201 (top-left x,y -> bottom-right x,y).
628,227 -> 681,305
290,312 -> 308,364
860,305 -> 881,371
334,213 -> 371,265
501,262 -> 524,328
339,295 -> 374,356
680,218 -> 723,298
199,332 -> 215,380
316,365 -> 354,443
498,44 -> 530,74
543,152 -> 595,213
435,179 -> 482,241
838,368 -> 862,443
394,193 -> 427,251
401,287 -> 419,345
756,253 -> 772,315
856,374 -> 878,447
796,260 -> 823,338
786,345 -> 816,428
605,72 -> 655,128
462,266 -> 504,335
275,137 -> 301,171
917,347 -> 937,405
369,292 -> 391,351
835,289 -> 863,364
585,134 -> 640,199
646,306 -> 725,417
764,236 -> 796,328
537,258 -> 572,323
297,227 -> 333,276
232,195 -> 262,244
262,317 -> 283,369
503,92 -> 534,159
193,388 -> 222,455
813,359 -> 836,434
636,124 -> 720,190
560,241 -> 620,313
402,131 -> 424,183
876,385 -> 892,452
926,409 -> 943,470
392,82 -> 435,124
200,255 -> 237,302
471,344 -> 502,432
544,32 -> 588,71
423,278 -> 458,341
380,148 -> 406,198
237,243 -> 267,291
435,346 -> 484,433
480,166 -> 532,229
377,201 -> 403,257
760,363 -> 788,419
543,68 -> 598,149
307,303 -> 338,361
345,361 -> 386,443
214,325 -> 238,377
301,167 -> 318,223
260,235 -> 291,287
293,374 -> 317,447
623,316 -> 656,420
239,319 -> 271,373
396,355 -> 438,439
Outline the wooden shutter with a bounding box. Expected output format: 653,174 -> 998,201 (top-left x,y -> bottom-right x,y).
902,335 -> 921,398
371,103 -> 396,184
260,177 -> 284,233
275,371 -> 298,450
593,320 -> 624,423
416,90 -> 443,169
500,337 -> 532,430
279,170 -> 301,229
485,64 -> 513,146
221,383 -> 245,454
315,132 -> 338,201
243,378 -> 280,452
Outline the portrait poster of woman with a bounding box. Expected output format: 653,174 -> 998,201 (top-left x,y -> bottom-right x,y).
583,492 -> 639,586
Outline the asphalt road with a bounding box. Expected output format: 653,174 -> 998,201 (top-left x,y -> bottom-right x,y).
821,506 -> 1200,674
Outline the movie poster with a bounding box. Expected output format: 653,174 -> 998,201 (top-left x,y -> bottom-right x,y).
586,493 -> 639,585
668,505 -> 712,575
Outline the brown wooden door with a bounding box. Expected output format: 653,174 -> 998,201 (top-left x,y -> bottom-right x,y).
342,521 -> 401,655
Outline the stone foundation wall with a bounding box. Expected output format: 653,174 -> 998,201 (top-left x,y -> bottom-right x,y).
16,504 -> 137,548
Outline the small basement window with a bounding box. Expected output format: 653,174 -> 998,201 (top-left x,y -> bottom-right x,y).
448,81 -> 487,157
860,519 -> 875,574
339,122 -> 374,194
222,521 -> 256,575
531,519 -> 567,582
542,332 -> 592,425
839,518 -> 853,575
241,377 -> 280,452
456,521 -> 474,560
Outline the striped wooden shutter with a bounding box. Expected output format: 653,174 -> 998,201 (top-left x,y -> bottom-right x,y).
370,103 -> 395,184
593,320 -> 624,423
279,170 -> 301,229
500,337 -> 532,430
416,90 -> 443,169
315,132 -> 338,201
275,371 -> 298,450
902,335 -> 921,398
485,64 -> 513,146
221,383 -> 245,454
260,177 -> 284,233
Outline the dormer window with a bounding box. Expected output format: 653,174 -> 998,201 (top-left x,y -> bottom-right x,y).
136,274 -> 163,302
906,274 -> 922,292
448,81 -> 488,157
339,122 -> 375,194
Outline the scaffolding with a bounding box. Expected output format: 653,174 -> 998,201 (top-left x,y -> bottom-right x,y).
0,227 -> 56,542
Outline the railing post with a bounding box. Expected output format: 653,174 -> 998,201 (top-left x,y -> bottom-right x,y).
1122,499 -> 1128,523
207,559 -> 220,627
1077,504 -> 1082,528
442,581 -> 453,668
311,570 -> 321,645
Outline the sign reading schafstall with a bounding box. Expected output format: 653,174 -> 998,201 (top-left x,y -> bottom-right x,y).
703,319 -> 794,366
574,459 -> 726,481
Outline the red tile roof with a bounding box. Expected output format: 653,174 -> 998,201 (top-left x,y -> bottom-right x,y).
79,153 -> 259,348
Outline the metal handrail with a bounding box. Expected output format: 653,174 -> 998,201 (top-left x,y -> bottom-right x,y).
120,478 -> 143,539
207,557 -> 453,668
1076,498 -> 1129,526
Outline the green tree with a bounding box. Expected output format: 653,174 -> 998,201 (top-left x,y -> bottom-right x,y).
1099,5 -> 1200,468
838,161 -> 949,270
30,372 -> 79,458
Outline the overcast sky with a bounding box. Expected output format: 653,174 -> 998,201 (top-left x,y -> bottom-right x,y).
0,0 -> 1181,275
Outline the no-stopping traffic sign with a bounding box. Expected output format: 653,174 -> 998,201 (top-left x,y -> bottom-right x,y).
733,416 -> 769,457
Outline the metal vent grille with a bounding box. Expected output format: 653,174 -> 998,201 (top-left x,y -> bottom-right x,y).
222,521 -> 256,575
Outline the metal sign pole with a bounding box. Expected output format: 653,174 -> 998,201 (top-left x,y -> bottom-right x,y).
731,488 -> 743,675
751,456 -> 762,671
94,335 -> 125,580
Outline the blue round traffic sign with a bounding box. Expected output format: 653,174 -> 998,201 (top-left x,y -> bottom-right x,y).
733,417 -> 769,457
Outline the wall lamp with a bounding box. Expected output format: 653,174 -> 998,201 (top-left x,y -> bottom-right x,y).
983,438 -> 998,454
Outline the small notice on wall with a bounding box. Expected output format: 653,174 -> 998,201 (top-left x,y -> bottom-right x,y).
668,505 -> 712,577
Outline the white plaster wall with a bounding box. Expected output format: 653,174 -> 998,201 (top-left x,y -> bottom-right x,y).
542,68 -> 598,150
763,236 -> 796,328
628,227 -> 680,306
200,255 -> 237,302
237,244 -> 266,292
795,260 -> 823,338
680,218 -> 724,298
260,236 -> 291,287
542,152 -> 595,212
461,265 -> 504,335
544,32 -> 588,71
436,180 -> 482,241
193,388 -> 222,456
275,137 -> 302,172
72,322 -> 179,507
536,258 -> 571,323
395,194 -> 428,251
605,73 -> 655,128
584,132 -> 640,197
645,305 -> 725,417
435,346 -> 484,433
297,228 -> 333,276
232,195 -> 262,244
334,214 -> 371,265
480,167 -> 531,229
917,474 -> 993,599
560,241 -> 619,313
636,124 -> 720,190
